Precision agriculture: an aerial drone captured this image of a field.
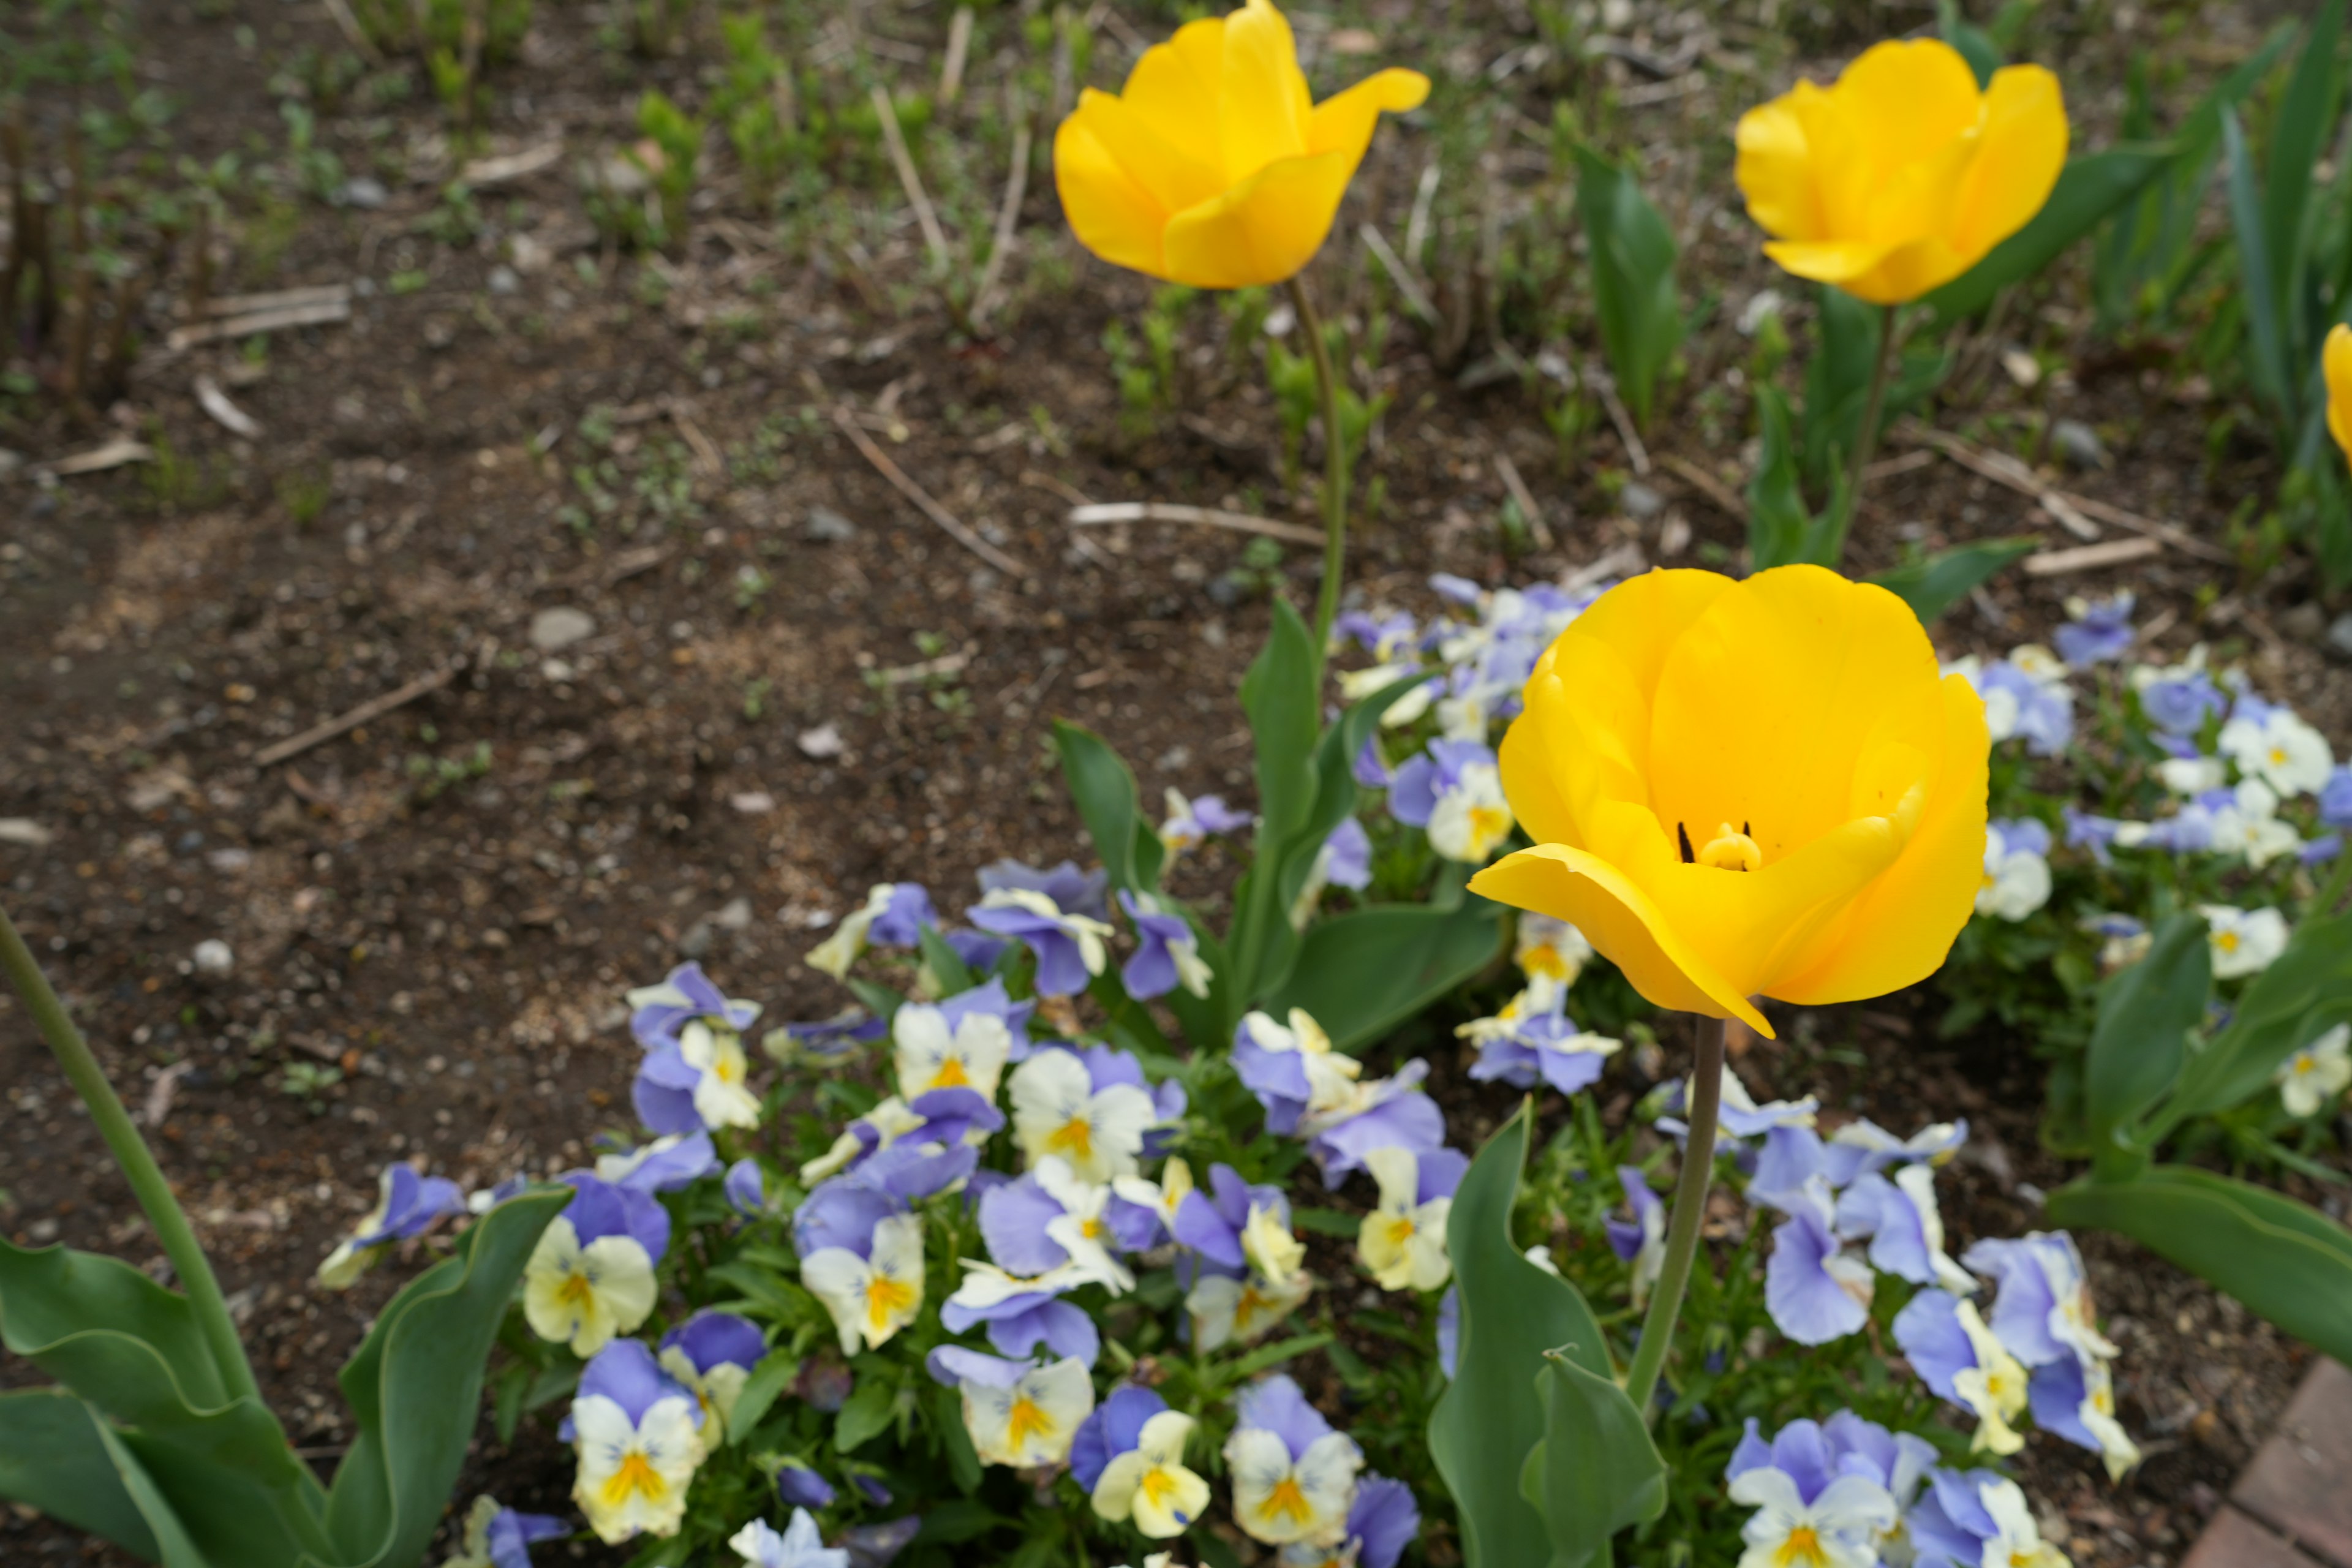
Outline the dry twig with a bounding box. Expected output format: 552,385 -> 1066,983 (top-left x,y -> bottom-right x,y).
2022,537 -> 2163,578
971,118 -> 1033,325
1067,501 -> 1326,547
1492,452 -> 1556,549
832,405 -> 1028,578
1659,454 -> 1744,519
254,663 -> 460,767
870,86 -> 950,271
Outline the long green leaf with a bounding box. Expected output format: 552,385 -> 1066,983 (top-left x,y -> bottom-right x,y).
1746,385 -> 1849,570
1521,1352 -> 1666,1568
1866,538 -> 2037,625
1227,598 -> 1322,1003
1924,145 -> 2176,326
2084,913 -> 2210,1163
1575,146 -> 1684,429
1052,720 -> 1165,895
2263,0 -> 2346,358
89,1422 -> 214,1568
2048,1166 -> 2352,1363
1430,1104 -> 1616,1568
2225,107 -> 2293,425
1936,0 -> 2002,86
1267,891 -> 1502,1053
2159,909 -> 2352,1133
0,1390 -> 160,1560
1275,673 -> 1436,924
323,1186 -> 569,1568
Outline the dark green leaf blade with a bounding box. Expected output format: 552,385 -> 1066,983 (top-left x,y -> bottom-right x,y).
2083,913 -> 2209,1162
1866,538 -> 2037,625
2162,909 -> 2352,1130
0,1390 -> 160,1561
1268,895 -> 1502,1053
1924,145 -> 2177,326
1521,1352 -> 1667,1568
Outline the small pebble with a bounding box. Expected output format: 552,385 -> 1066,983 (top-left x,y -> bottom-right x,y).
529,606 -> 595,652
2051,418 -> 2108,470
486,265 -> 521,295
336,176 -> 388,209
797,723 -> 844,760
803,506 -> 858,543
2326,611 -> 2352,660
192,939 -> 235,976
1621,481 -> 1665,519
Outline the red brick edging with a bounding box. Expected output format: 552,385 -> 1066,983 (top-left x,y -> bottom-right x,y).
2183,1360 -> 2352,1568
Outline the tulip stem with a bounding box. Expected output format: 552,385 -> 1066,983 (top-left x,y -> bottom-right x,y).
1286,275 -> 1351,652
0,901 -> 259,1404
1842,303 -> 1901,533
1622,1012 -> 1726,1421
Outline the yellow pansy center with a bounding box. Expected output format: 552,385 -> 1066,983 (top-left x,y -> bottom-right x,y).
2294,1055 -> 2317,1076
556,1270 -> 596,1308
1523,943 -> 1566,979
1468,804 -> 1511,848
1139,1466 -> 1180,1507
2217,930 -> 2241,954
1384,1215 -> 1419,1248
1082,1216 -> 1109,1241
865,1274 -> 916,1329
2270,745 -> 2290,767
930,1055 -> 971,1090
1006,1395 -> 1055,1450
601,1451 -> 668,1507
1046,1116 -> 1096,1159
1776,1526 -> 1828,1566
1257,1476 -> 1313,1526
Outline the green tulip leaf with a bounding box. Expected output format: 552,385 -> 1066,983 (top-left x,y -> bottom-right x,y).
2161,909 -> 2352,1133
1520,1351 -> 1667,1568
0,1390 -> 161,1561
1924,144 -> 2176,326
1576,146 -> 1684,430
322,1185 -> 569,1568
1228,596 -> 1323,1003
2083,913 -> 2210,1163
2049,1166 -> 2352,1364
1866,538 -> 2038,625
1052,718 -> 1166,895
1431,1103 -> 1617,1568
1268,889 -> 1502,1054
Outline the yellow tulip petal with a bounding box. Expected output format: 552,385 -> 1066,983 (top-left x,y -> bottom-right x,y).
1773,674 -> 1990,1003
1950,64 -> 2068,260
1469,843 -> 1772,1035
2329,324 -> 2352,464
1844,236 -> 1972,306
1833,40 -> 1985,180
1734,91 -> 1825,242
1644,565 -> 1945,865
1072,82 -> 1229,216
1305,67 -> 1429,162
1112,17 -> 1234,211
1161,149 -> 1351,288
1216,0 -> 1311,184
1055,108 -> 1174,279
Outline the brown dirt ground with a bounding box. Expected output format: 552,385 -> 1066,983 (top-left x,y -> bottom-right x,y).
4,0 -> 2348,1562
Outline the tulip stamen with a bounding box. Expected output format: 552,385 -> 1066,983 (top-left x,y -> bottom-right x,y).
1677,823 -> 1696,864
1698,823 -> 1763,873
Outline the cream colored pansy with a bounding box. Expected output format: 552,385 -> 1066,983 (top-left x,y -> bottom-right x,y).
2219,705 -> 2335,797
1224,1419 -> 1362,1548
2202,903 -> 2290,980
1188,1269 -> 1314,1352
2277,1023 -> 2352,1118
2077,1358 -> 2143,1483
1357,1146 -> 1452,1292
892,999 -> 1014,1102
1977,1477 -> 2071,1568
1513,914 -> 1593,986
2208,778 -> 2302,870
961,1357 -> 1095,1468
1427,758 -> 1516,863
1009,1048 -> 1158,1184
1034,1155 -> 1139,1293
805,883 -> 896,978
1952,1298 -> 2029,1457
1113,1155 -> 1196,1239
572,1390 -> 701,1544
1239,1008 -> 1362,1120
522,1216 -> 658,1357
1338,662 -> 1435,728
800,1212 -> 925,1355
799,1096 -> 927,1183
1092,1410 -> 1213,1538
1241,1200 -> 1307,1289
679,1016 -> 761,1130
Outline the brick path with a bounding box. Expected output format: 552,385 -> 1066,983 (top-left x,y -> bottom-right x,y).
2182,1360 -> 2352,1568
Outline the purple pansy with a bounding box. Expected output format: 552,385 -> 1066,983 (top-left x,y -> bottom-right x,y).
596,1131 -> 719,1194
839,1517 -> 921,1567
775,1461 -> 837,1509
976,858 -> 1110,922
626,961 -> 760,1050
1303,1062 -> 1447,1186
2321,766 -> 2352,829
1352,736 -> 1394,790
1762,1177 -> 1870,1346
560,1172 -> 671,1265
1436,1284 -> 1460,1379
867,883 -> 937,948
725,1158 -> 769,1216
1465,990 -> 1621,1097
967,887 -> 1112,998
1387,738 -> 1497,828
1233,1374 -> 1339,1460
566,1336 -> 701,1439
2139,667 -> 2226,736
794,1177 -> 905,1261
1069,1385 -> 1169,1492
1974,660 -> 2073,755
480,1505 -> 567,1568
1322,818 -> 1374,890
1172,1163 -> 1292,1275
1119,889 -> 1213,1001
357,1163 -> 464,1248
660,1310 -> 766,1379
2062,804 -> 2124,865
2053,593 -> 2133,667
1332,1474 -> 1421,1568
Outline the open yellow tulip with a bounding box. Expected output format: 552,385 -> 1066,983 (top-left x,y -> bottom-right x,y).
2328,323 -> 2352,466
1735,39 -> 2067,305
1466,567 -> 1989,1037
1052,0 -> 1428,289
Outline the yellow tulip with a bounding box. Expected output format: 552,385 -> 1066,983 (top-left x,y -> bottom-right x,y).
2328,323 -> 2352,465
1735,39 -> 2068,305
1052,0 -> 1427,289
1466,567 -> 1988,1037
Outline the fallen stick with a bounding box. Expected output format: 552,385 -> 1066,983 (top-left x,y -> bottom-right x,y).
318,0 -> 382,61
939,6 -> 975,105
196,284 -> 350,318
195,374 -> 262,438
1899,423 -> 2099,541
1359,222 -> 1438,326
1492,451 -> 1556,549
1068,501 -> 1326,547
2053,490 -> 2231,565
33,438 -> 155,478
1659,453 -> 1744,519
970,119 -> 1032,326
459,141 -> 564,186
2022,537 -> 2163,578
832,405 -> 1028,578
168,297 -> 350,350
254,663 -> 459,767
1561,540 -> 1648,592
870,85 -> 950,272
1591,371 -> 1651,475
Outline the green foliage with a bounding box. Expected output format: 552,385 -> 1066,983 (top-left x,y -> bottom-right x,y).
1745,384 -> 1851,570
635,89 -> 704,250
1864,538 -> 2038,625
1521,1352 -> 1666,1568
0,1190 -> 566,1568
1429,1103 -> 1624,1568
1573,146 -> 1683,432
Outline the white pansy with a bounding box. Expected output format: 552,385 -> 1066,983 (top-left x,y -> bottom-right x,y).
1357,1145 -> 1452,1292
1009,1050 -> 1157,1184
1241,1201 -> 1307,1289
656,1349 -> 753,1457
1454,974 -> 1564,1045
1727,1464 -> 1896,1568
522,1216 -> 658,1357
679,1019 -> 762,1130
1091,1410 -> 1212,1538
2076,1357 -> 2143,1483
1242,1008 -> 1362,1119
960,1356 -> 1095,1468
1977,1477 -> 2070,1568
2157,755 -> 2226,795
892,1001 -> 1013,1101
2007,644 -> 2069,687
2201,904 -> 2290,979
1894,1164 -> 1979,1296
730,1509 -> 850,1568
1224,1423 -> 1362,1547
1338,663 -> 1433,727
1976,833 -> 2051,922
1426,760 -> 1515,864
804,884 -> 894,978
799,1213 -> 924,1355
798,1096 -> 925,1183
1187,1270 -> 1313,1352
2220,707 -> 2335,797
2277,1023 -> 2352,1117
572,1390 -> 701,1544
1513,914 -> 1593,985
1951,1300 -> 2029,1457
2208,778 -> 2301,869
1032,1155 -> 1137,1292
1112,1156 -> 1194,1239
